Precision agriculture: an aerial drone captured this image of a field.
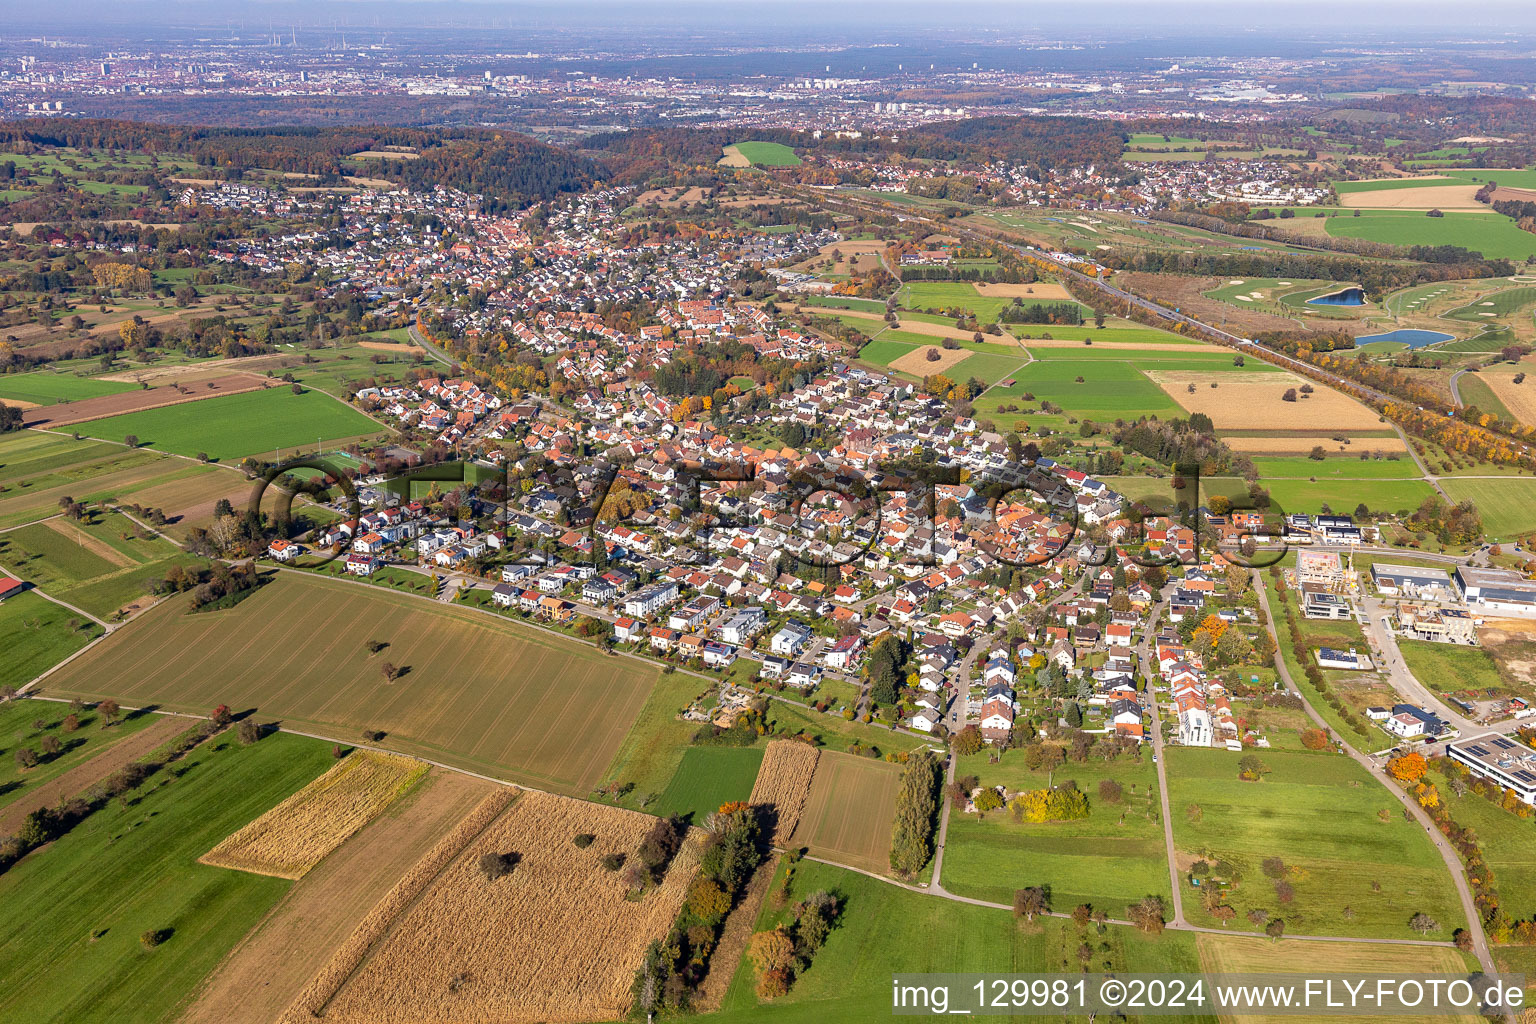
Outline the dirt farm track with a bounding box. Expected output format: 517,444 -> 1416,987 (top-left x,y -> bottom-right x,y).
39,571 -> 660,793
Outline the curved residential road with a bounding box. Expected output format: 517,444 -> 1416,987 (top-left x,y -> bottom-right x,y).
1253,574 -> 1498,979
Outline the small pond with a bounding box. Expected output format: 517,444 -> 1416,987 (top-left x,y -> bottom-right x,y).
1355,329 -> 1454,349
1307,286 -> 1366,307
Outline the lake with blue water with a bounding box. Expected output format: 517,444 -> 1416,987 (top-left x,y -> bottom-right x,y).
1355,329 -> 1454,349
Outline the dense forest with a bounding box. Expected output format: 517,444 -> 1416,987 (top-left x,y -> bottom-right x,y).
0,120 -> 598,208
589,114 -> 1125,182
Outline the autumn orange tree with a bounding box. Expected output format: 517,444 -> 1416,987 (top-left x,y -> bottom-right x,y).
1388,751 -> 1428,783
747,926 -> 795,998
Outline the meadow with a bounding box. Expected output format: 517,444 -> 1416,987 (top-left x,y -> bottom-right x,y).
41,571 -> 660,793
0,508 -> 200,619
1250,455 -> 1418,479
1261,477 -> 1437,517
0,590 -> 103,692
0,730 -> 336,1024
943,747 -> 1169,913
978,358 -> 1186,418
1321,209 -> 1536,261
1439,477 -> 1536,538
0,371 -> 136,405
0,431 -> 187,530
712,859 -> 1207,1024
0,695 -> 153,816
731,141 -> 802,167
1166,747 -> 1466,939
70,386 -> 382,461
1335,169 -> 1536,193
650,745 -> 764,823
1439,787 -> 1536,924
1397,639 -> 1507,698
897,281 -> 1018,323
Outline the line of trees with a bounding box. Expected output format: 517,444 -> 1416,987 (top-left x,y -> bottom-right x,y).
889,750 -> 943,877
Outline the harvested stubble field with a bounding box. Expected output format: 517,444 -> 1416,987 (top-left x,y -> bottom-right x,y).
200,749 -> 429,879
1146,369 -> 1384,431
305,790 -> 704,1024
42,571 -> 659,793
184,770 -> 500,1024
1479,367 -> 1536,429
748,739 -> 820,845
280,787 -> 516,1024
1338,184 -> 1485,210
787,751 -> 901,875
21,373 -> 269,427
1225,433 -> 1406,454
1195,933 -> 1478,1024
973,281 -> 1073,300
887,344 -> 973,377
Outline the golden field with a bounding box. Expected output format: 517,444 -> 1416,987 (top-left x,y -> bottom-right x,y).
1147,369 -> 1385,431
201,750 -> 428,880
302,790 -> 702,1024
748,739 -> 821,846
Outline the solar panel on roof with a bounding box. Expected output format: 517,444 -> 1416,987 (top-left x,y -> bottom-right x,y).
1468,745 -> 1490,756
1515,771 -> 1536,785
1495,737 -> 1517,749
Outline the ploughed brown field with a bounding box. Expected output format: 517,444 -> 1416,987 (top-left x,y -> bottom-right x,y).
23,373 -> 272,428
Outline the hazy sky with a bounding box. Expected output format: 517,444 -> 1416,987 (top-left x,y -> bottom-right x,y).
9,0 -> 1536,35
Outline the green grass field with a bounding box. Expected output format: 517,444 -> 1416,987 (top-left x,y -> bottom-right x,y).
1333,170 -> 1536,193
0,372 -> 136,405
1322,210 -> 1536,261
796,295 -> 888,314
731,141 -> 802,167
1251,455 -> 1418,479
0,510 -> 202,619
943,748 -> 1169,912
976,359 -> 1186,419
896,282 -> 1018,323
0,729 -> 334,1024
1262,477 -> 1436,517
1445,286 -> 1536,322
0,698 -> 159,817
0,590 -> 103,692
1453,375 -> 1516,424
42,571 -> 660,793
0,442 -> 189,531
650,745 -> 764,823
71,387 -> 382,461
1398,639 -> 1508,697
1440,787 -> 1536,924
712,859 -> 1207,1024
1439,477 -> 1536,538
1166,747 -> 1466,938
